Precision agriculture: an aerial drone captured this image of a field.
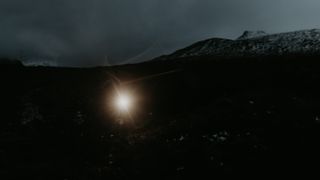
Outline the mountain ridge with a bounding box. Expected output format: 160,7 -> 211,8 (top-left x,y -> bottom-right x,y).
237,30 -> 268,40
156,29 -> 320,60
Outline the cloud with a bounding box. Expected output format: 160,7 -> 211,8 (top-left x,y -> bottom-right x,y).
1,0 -> 320,66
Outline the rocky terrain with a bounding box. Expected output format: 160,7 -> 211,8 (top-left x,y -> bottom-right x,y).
1,55 -> 320,179
2,29 -> 320,179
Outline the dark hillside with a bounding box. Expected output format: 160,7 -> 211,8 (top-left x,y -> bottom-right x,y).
1,55 -> 320,179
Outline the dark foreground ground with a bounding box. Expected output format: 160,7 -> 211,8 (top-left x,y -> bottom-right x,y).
1,55 -> 320,179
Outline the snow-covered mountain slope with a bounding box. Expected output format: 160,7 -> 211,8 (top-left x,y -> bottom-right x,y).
237,30 -> 268,40
157,29 -> 320,60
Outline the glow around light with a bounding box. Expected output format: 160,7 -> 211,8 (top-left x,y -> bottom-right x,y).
115,92 -> 132,112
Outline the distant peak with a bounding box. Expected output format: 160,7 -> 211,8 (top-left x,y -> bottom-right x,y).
237,30 -> 268,40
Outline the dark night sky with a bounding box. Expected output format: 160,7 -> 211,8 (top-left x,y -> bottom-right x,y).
1,0 -> 320,66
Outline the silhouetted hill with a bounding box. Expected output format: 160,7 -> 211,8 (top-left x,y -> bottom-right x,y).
0,58 -> 23,67
1,54 -> 320,179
